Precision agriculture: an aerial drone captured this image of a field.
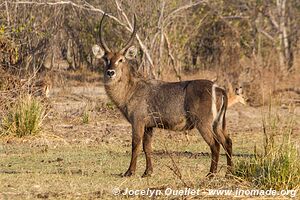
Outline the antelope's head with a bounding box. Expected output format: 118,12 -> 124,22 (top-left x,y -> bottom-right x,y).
233,86 -> 247,105
92,14 -> 138,83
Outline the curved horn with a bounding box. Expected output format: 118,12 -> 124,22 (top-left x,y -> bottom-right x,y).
120,14 -> 137,54
99,13 -> 111,52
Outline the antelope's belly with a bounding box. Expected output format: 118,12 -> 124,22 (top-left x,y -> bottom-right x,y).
147,112 -> 194,131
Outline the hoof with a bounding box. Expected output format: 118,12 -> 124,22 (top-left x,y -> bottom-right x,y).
225,170 -> 234,179
226,166 -> 233,174
123,170 -> 134,177
206,172 -> 215,178
225,173 -> 233,179
141,171 -> 153,178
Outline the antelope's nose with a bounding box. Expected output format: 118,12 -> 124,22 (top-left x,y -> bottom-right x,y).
106,70 -> 115,78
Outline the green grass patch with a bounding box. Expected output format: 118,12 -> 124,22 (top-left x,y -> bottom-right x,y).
0,95 -> 46,137
234,136 -> 300,190
233,102 -> 300,190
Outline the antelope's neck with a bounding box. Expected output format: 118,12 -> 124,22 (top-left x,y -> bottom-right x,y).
104,76 -> 136,109
228,96 -> 238,108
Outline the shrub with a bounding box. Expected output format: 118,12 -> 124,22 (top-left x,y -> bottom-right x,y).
233,103 -> 299,190
234,136 -> 300,190
1,95 -> 46,137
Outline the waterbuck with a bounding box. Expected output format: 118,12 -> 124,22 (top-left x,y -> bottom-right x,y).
92,14 -> 232,177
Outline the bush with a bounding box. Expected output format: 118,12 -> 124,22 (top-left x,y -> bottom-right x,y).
233,103 -> 300,190
234,137 -> 300,190
1,95 -> 46,137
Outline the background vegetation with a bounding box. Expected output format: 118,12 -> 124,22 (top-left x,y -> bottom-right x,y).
1,0 -> 299,104
1,1 -> 299,73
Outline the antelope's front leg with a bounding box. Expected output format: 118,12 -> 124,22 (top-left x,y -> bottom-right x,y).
123,121 -> 144,177
142,127 -> 153,177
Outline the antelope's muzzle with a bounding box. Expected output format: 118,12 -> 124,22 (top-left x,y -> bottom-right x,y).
106,69 -> 116,78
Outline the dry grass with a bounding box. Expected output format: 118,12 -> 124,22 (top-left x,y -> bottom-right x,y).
0,135 -> 245,199
1,99 -> 299,199
233,100 -> 300,191
0,68 -> 299,199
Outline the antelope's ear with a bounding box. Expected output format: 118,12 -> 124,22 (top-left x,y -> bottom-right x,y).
124,46 -> 137,60
92,44 -> 105,59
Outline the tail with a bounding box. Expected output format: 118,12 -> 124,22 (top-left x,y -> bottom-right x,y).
220,89 -> 228,131
211,84 -> 227,130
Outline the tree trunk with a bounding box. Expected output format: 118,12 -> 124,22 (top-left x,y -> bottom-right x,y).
277,0 -> 293,73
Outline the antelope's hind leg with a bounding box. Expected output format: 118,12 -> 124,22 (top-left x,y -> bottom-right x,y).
212,118 -> 233,174
196,124 -> 220,177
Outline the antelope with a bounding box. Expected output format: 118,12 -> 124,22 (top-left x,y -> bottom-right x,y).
212,78 -> 247,108
92,14 -> 232,177
228,87 -> 247,107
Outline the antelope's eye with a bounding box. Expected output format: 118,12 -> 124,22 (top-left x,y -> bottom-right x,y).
119,58 -> 124,63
